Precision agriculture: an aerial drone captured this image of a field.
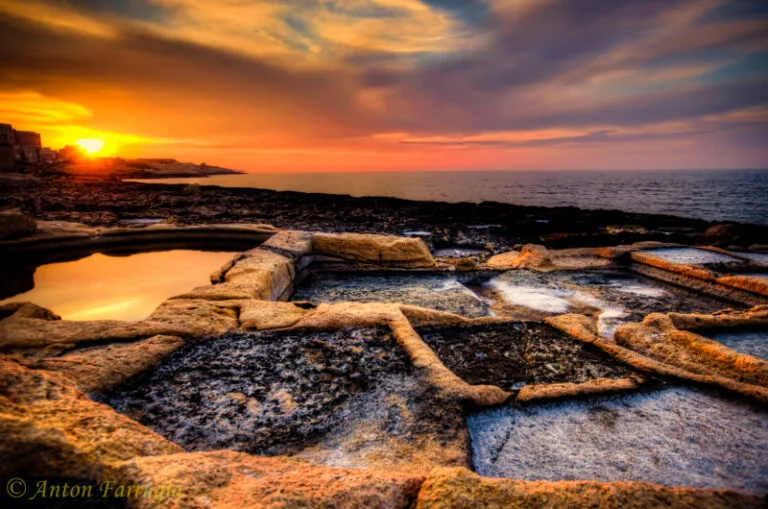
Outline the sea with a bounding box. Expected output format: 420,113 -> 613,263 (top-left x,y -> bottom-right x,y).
132,169 -> 768,226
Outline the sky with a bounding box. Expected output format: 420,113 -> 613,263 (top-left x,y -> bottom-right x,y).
0,0 -> 766,172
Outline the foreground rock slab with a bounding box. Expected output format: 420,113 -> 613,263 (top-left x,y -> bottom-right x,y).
115,450 -> 423,509
415,467 -> 764,509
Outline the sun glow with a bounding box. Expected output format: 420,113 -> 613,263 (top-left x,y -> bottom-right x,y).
76,138 -> 105,154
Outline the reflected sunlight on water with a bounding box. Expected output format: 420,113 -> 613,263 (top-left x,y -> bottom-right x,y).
0,250 -> 239,321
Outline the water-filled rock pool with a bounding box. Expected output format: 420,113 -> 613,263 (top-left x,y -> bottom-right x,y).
469,386 -> 768,494
0,250 -> 239,321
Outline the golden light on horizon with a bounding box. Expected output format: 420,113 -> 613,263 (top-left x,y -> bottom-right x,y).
76,138 -> 105,154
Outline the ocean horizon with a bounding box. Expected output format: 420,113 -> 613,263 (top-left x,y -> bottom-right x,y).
133,168 -> 768,226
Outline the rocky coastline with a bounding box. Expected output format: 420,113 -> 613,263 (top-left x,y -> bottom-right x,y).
1,174 -> 766,254
0,174 -> 767,508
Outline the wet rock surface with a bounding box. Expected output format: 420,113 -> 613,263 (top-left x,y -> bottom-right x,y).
101,327 -> 416,456
701,327 -> 768,360
477,268 -> 737,336
417,323 -> 636,391
5,178 -> 768,250
469,386 -> 768,494
293,271 -> 491,318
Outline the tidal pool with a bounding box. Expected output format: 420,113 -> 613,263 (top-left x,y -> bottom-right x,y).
292,271 -> 491,318
479,268 -> 733,337
469,387 -> 768,494
0,250 -> 239,321
701,328 -> 768,360
640,247 -> 743,266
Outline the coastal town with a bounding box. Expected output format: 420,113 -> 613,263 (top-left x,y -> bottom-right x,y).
0,121 -> 242,180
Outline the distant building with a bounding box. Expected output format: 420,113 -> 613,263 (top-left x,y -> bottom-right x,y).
13,130 -> 41,149
0,124 -> 15,171
13,130 -> 41,163
0,123 -> 45,169
0,124 -> 13,146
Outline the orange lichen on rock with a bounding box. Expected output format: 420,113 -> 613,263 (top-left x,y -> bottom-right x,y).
414,467 -> 764,509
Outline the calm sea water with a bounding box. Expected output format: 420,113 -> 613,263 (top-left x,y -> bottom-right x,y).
133,169 -> 768,225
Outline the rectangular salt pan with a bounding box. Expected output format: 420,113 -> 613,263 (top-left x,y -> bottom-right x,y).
469,387 -> 768,494
641,247 -> 742,266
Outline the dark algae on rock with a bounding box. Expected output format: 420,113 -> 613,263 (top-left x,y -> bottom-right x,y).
101,327 -> 413,455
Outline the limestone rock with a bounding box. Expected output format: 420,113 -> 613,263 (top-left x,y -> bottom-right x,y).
35,335 -> 185,393
0,299 -> 237,354
239,300 -> 312,330
0,209 -> 35,240
0,302 -> 60,321
515,244 -> 555,270
487,244 -> 554,270
221,248 -> 296,300
486,250 -> 520,269
114,450 -> 424,509
0,361 -> 181,480
516,376 -> 644,402
615,313 -> 768,395
312,233 -> 434,267
415,467 -> 763,509
261,230 -> 313,260
668,305 -> 768,330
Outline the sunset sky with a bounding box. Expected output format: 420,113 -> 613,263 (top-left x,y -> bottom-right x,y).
0,0 -> 766,172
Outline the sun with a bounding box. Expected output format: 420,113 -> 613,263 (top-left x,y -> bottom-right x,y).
76,138 -> 105,155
